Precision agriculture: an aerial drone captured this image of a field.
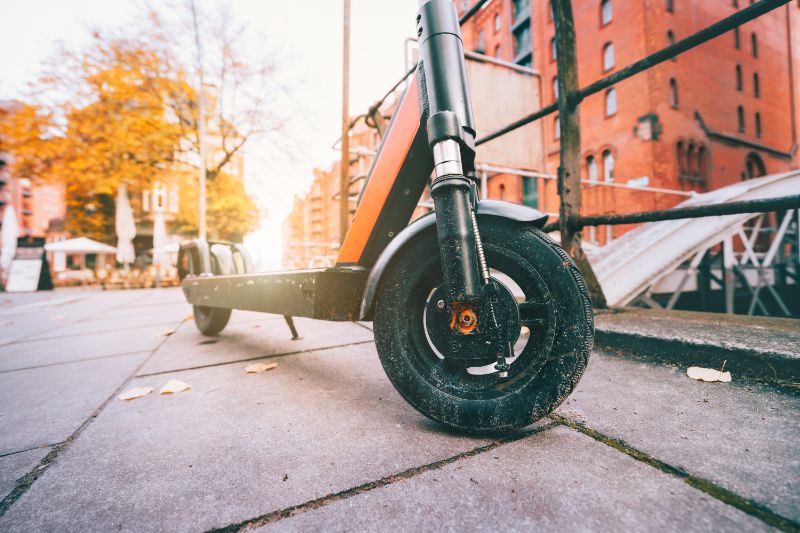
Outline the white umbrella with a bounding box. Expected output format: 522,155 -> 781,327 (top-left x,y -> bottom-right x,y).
115,184 -> 136,266
44,237 -> 117,254
0,205 -> 20,272
152,211 -> 167,272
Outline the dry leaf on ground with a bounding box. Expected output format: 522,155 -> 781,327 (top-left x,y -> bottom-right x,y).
687,366 -> 732,383
154,328 -> 176,338
245,362 -> 278,374
118,386 -> 154,401
159,379 -> 192,394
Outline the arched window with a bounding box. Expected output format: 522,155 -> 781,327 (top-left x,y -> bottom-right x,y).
735,64 -> 743,91
667,30 -> 677,61
552,76 -> 559,101
605,88 -> 618,116
551,38 -> 557,61
587,155 -> 598,182
755,112 -> 762,137
669,78 -> 679,108
737,105 -> 745,132
554,116 -> 560,140
495,44 -> 502,59
494,13 -> 501,32
751,33 -> 758,58
601,0 -> 613,25
602,150 -> 615,182
753,72 -> 760,97
676,141 -> 687,177
687,142 -> 697,177
733,27 -> 741,49
603,42 -> 615,70
744,153 -> 766,180
666,0 -> 674,13
732,0 -> 739,6
499,183 -> 506,200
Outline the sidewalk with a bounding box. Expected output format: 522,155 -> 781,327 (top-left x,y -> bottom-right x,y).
0,288 -> 797,531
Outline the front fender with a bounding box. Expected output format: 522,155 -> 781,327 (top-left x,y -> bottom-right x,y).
359,200 -> 548,320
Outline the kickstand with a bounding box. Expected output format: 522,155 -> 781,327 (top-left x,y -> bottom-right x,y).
283,315 -> 301,340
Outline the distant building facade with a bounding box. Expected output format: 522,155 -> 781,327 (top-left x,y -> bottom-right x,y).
458,0 -> 800,243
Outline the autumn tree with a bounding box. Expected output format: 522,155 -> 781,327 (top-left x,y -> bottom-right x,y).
0,3 -> 287,242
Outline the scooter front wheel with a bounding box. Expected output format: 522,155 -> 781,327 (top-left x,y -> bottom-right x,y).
373,218 -> 593,433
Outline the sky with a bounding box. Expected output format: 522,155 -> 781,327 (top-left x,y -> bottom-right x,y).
0,0 -> 421,269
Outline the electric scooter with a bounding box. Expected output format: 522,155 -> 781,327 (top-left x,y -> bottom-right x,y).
178,0 -> 594,433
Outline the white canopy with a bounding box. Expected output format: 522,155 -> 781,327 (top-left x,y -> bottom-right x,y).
44,237 -> 117,254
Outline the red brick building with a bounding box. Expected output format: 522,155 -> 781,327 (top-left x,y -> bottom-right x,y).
458,0 -> 800,244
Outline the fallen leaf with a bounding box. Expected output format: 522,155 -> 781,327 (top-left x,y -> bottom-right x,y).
245,362 -> 278,374
687,366 -> 732,383
118,386 -> 154,401
160,379 -> 191,394
154,328 -> 176,338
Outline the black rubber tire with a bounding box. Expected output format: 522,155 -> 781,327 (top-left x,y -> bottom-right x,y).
193,254 -> 232,337
373,218 -> 594,434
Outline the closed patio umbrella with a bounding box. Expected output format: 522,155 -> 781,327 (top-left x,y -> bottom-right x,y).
0,205 -> 20,272
115,184 -> 136,268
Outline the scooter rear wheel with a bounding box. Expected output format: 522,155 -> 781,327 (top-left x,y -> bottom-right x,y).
193,254 -> 232,337
373,218 -> 593,433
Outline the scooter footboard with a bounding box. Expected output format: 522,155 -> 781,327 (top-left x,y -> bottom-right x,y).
181,267 -> 368,321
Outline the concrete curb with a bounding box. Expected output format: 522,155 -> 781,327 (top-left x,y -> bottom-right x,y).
593,308 -> 800,385
594,329 -> 800,384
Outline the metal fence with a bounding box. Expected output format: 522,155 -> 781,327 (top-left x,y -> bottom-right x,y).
352,0 -> 796,309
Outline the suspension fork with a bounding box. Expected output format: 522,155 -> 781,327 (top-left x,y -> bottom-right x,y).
417,0 -> 487,303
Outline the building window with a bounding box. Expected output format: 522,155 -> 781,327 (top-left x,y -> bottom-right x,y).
687,142 -> 697,177
667,30 -> 676,44
755,112 -> 762,137
603,42 -> 615,71
495,44 -> 502,59
666,0 -> 674,13
477,30 -> 485,53
753,72 -> 760,97
552,76 -> 559,101
551,37 -> 557,61
522,177 -> 538,208
744,152 -> 766,180
601,0 -> 613,26
751,33 -> 758,58
733,0 -> 739,6
554,116 -> 561,139
602,150 -> 615,182
737,105 -> 745,132
733,27 -> 741,49
605,88 -> 618,116
587,155 -> 598,182
735,64 -> 743,91
697,145 -> 708,183
669,78 -> 679,108
494,13 -> 501,32
676,141 -> 687,176
499,183 -> 506,200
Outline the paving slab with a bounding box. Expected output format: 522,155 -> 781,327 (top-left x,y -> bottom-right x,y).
0,326 -> 164,372
257,426 -> 771,533
0,342 -> 490,532
0,448 -> 51,501
0,352 -> 148,454
137,316 -> 374,376
556,350 -> 800,522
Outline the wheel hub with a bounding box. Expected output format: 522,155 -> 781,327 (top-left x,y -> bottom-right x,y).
425,278 -> 520,367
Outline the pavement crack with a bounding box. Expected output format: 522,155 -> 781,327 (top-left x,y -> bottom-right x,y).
0,318 -> 190,519
549,414 -> 800,532
0,443 -> 59,459
204,421 -> 559,532
0,350 -> 152,375
135,340 -> 376,378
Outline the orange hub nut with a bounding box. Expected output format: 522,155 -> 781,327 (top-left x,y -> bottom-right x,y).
449,303 -> 478,335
